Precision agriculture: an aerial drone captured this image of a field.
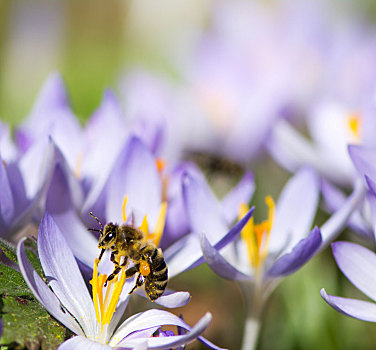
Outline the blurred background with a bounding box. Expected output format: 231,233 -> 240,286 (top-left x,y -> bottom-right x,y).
2,0 -> 376,349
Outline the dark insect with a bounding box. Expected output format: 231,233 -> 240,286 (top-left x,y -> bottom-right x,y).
89,213 -> 168,301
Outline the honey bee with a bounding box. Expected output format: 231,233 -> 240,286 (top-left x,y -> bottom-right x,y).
89,213 -> 168,301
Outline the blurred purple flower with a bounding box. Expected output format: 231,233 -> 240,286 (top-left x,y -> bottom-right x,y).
17,212 -> 220,350
269,101 -> 376,188
321,241 -> 376,322
0,138 -> 55,238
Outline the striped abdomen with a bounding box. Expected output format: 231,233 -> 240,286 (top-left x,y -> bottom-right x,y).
145,247 -> 168,301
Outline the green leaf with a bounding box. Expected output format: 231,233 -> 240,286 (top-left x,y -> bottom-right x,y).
0,239 -> 17,264
0,237 -> 70,349
0,294 -> 69,350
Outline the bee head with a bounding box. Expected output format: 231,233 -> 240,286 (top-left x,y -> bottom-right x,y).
98,223 -> 118,250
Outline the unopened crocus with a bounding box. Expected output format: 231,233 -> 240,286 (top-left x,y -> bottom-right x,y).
17,213 -> 221,349
321,241 -> 376,323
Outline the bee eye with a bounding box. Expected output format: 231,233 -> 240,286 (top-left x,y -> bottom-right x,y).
104,232 -> 114,242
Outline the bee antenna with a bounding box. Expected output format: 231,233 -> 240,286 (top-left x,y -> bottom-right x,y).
90,211 -> 103,230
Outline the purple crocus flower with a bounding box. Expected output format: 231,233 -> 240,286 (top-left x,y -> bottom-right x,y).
45,135 -> 191,309
321,241 -> 376,323
0,137 -> 55,238
17,213 -> 221,350
269,100 -> 376,188
16,73 -> 129,219
176,165 -> 362,349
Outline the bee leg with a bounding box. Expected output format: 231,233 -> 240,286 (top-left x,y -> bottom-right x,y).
105,266 -> 122,286
125,264 -> 139,278
98,248 -> 105,262
129,273 -> 145,295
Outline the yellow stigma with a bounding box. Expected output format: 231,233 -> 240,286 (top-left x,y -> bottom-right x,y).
239,196 -> 275,269
347,114 -> 361,141
122,194 -> 167,247
90,258 -> 126,334
142,202 -> 167,247
122,195 -> 128,222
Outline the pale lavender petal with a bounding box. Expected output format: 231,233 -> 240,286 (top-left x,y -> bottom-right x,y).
82,91 -> 127,214
162,162 -> 202,248
38,213 -> 96,337
267,227 -> 322,277
123,313 -> 221,350
321,180 -> 372,241
366,175 -> 376,196
166,207 -> 254,277
17,239 -> 82,335
0,157 -> 15,227
124,327 -> 159,341
190,206 -> 254,270
106,136 -> 161,227
367,192 -> 376,242
30,72 -> 69,116
269,167 -> 319,254
115,311 -> 217,349
221,171 -> 255,225
183,173 -> 228,242
320,179 -> 366,248
320,288 -> 376,322
0,121 -> 17,161
46,164 -> 98,267
349,145 -> 376,181
332,241 -> 376,301
18,137 -> 55,199
200,233 -> 250,280
134,289 -> 191,308
58,336 -> 112,350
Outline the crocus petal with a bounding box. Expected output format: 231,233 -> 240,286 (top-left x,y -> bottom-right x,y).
162,162 -> 202,248
320,288 -> 376,322
221,171 -> 255,225
149,290 -> 191,308
133,287 -> 191,308
82,91 -> 127,215
38,213 -> 96,337
320,179 -> 366,248
332,241 -> 376,301
200,233 -> 250,280
124,313 -> 221,350
0,157 -> 15,227
58,336 -> 112,350
46,164 -> 98,267
17,238 -> 82,335
30,72 -> 69,116
115,311 -> 216,349
367,192 -> 376,242
106,136 -> 161,226
321,179 -> 373,241
183,173 -> 228,242
165,207 -> 254,277
267,226 -> 322,277
269,167 -> 319,254
365,175 -> 376,197
348,145 -> 376,182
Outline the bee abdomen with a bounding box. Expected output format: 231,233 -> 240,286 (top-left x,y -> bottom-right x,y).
145,248 -> 168,301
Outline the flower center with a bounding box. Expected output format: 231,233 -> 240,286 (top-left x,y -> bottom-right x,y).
90,257 -> 126,341
239,196 -> 275,270
347,114 -> 361,142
